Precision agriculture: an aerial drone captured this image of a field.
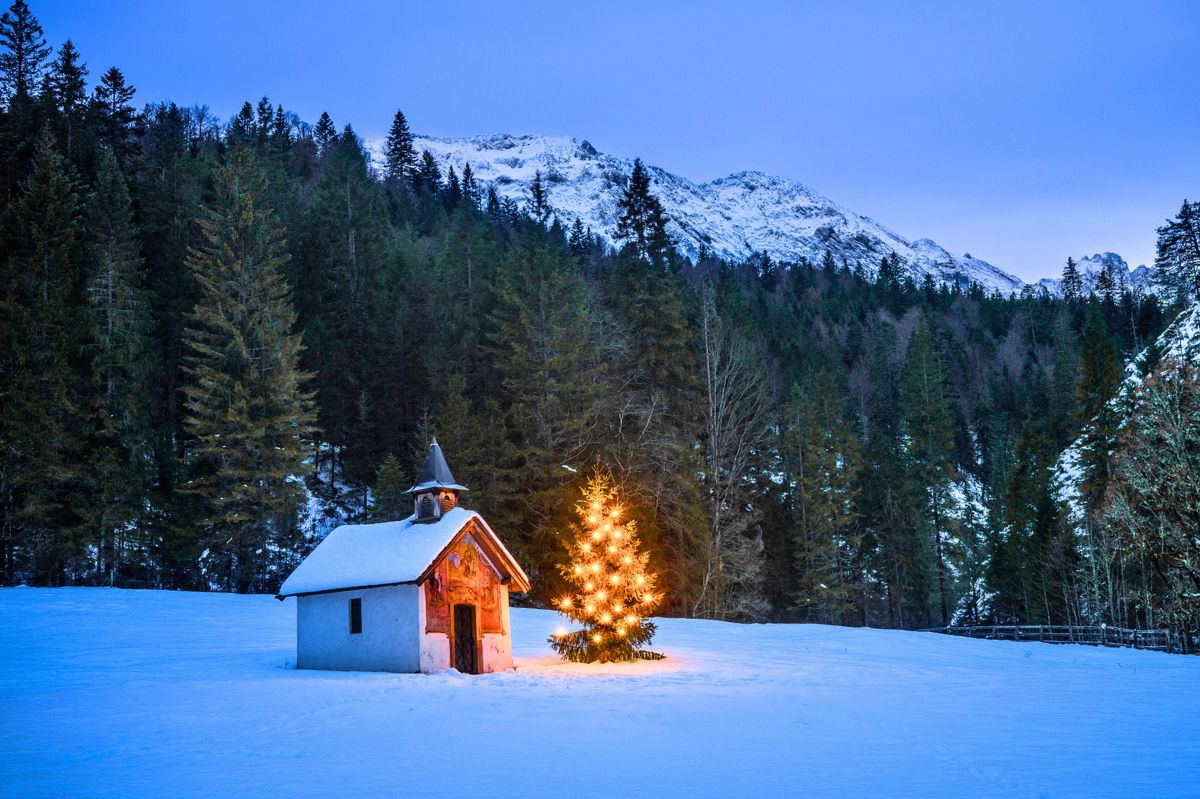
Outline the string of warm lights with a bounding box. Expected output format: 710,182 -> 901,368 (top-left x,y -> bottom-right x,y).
548,472 -> 663,663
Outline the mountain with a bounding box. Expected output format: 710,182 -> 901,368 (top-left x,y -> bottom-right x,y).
1034,252 -> 1156,297
409,133 -> 1026,293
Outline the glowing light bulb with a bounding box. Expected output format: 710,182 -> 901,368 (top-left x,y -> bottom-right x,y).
591,501 -> 602,511
609,574 -> 620,584
584,604 -> 595,613
554,626 -> 567,637
623,556 -> 632,564
625,615 -> 636,624
590,563 -> 600,573
597,590 -> 607,600
582,543 -> 591,553
607,545 -> 616,553
584,581 -> 594,591
592,530 -> 601,541
592,633 -> 602,643
573,565 -> 582,574
616,626 -> 626,636
614,603 -> 624,613
588,514 -> 599,525
600,613 -> 612,623
636,575 -> 645,585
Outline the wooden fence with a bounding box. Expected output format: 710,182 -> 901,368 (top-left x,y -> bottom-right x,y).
926,625 -> 1192,654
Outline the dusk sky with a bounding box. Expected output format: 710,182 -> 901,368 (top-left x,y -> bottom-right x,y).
40,0 -> 1200,281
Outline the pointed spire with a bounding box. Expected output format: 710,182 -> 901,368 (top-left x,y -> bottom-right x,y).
406,437 -> 468,494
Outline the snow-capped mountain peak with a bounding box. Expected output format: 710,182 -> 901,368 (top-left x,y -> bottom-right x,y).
409,133 -> 1026,293
1034,252 -> 1155,296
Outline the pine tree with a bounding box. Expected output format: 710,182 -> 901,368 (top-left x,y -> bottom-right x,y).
1095,263 -> 1116,306
444,165 -> 461,209
460,162 -> 480,208
528,169 -> 551,224
1061,257 -> 1082,302
784,373 -> 863,623
1153,200 -> 1200,303
254,96 -> 273,145
383,108 -> 417,184
368,454 -> 408,521
0,128 -> 87,582
82,148 -> 156,584
181,150 -> 315,593
615,158 -> 671,268
549,469 -> 663,662
312,111 -> 336,157
414,149 -> 441,193
484,241 -> 611,581
567,216 -> 588,257
1074,306 -> 1121,516
0,0 -> 48,108
270,104 -> 291,151
296,124 -> 391,487
901,311 -> 957,626
44,40 -> 87,157
92,66 -> 137,163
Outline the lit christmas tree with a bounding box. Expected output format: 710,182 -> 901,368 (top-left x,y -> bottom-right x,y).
549,471 -> 664,662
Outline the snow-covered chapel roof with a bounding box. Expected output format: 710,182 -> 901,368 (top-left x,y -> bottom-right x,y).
277,507 -> 529,598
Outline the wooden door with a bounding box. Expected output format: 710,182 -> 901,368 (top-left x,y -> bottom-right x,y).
453,604 -> 477,674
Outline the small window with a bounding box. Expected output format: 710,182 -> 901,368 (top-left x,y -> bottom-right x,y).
349,597 -> 362,634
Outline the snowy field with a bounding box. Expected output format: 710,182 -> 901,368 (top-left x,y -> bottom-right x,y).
2,588 -> 1198,798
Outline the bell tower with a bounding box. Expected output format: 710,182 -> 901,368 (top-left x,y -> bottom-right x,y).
406,437 -> 468,523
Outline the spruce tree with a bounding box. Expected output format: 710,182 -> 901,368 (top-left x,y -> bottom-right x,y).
92,66 -> 137,163
1074,306 -> 1121,516
383,108 -> 417,184
414,149 -> 441,192
567,216 -> 588,257
82,148 -> 157,584
44,40 -> 87,157
1061,257 -> 1082,302
1153,200 -> 1200,303
0,0 -> 48,108
549,469 -> 663,662
312,111 -> 336,157
0,128 -> 87,582
181,150 -> 315,593
901,311 -> 957,626
368,454 -> 408,521
784,373 -> 863,623
1094,263 -> 1116,306
528,169 -> 551,224
460,162 -> 480,208
615,158 -> 671,267
484,241 -> 610,582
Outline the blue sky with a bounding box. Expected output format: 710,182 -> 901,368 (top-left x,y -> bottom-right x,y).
40,0 -> 1200,281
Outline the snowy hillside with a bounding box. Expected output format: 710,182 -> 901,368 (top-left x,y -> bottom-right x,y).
1057,300 -> 1200,519
411,134 -> 1026,293
1035,252 -> 1155,296
4,588 -> 1198,798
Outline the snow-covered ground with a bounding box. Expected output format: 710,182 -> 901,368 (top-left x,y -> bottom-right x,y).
3,588 -> 1197,798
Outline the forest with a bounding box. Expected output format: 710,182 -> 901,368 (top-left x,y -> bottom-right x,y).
2,1 -> 1198,638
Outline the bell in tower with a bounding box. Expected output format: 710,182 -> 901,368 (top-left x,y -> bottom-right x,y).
406,437 -> 468,523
